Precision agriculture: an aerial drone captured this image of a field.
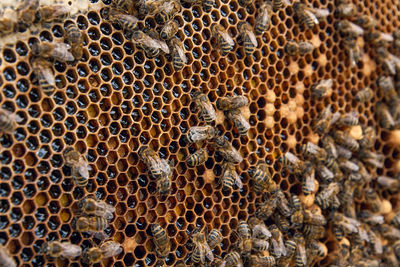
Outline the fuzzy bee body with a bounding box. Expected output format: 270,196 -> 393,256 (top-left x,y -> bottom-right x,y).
43,241 -> 82,259
186,148 -> 208,167
152,224 -> 170,258
211,24 -> 234,55
65,22 -> 83,60
255,2 -> 271,35
155,0 -> 181,24
193,92 -> 216,123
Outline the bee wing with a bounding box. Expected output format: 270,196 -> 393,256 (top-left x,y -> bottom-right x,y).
339,222 -> 358,233
233,170 -> 243,189
101,242 -> 123,258
59,242 -> 82,258
279,237 -> 287,256
311,8 -> 329,19
204,244 -> 214,262
10,113 -> 23,123
348,21 -> 365,36
389,53 -> 400,69
77,159 -> 90,179
155,39 -> 170,54
271,239 -> 282,258
252,225 -> 272,239
175,43 -> 188,63
52,43 -> 74,62
220,31 -> 235,47
304,9 -> 319,25
161,1 -> 175,13
357,227 -> 370,243
245,29 -> 258,47
259,6 -> 270,26
252,238 -> 269,250
91,231 -> 109,240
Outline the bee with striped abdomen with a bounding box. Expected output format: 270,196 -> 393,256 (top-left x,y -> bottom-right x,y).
279,151 -> 306,175
377,176 -> 400,192
152,223 -> 170,258
269,224 -> 287,259
256,192 -> 279,220
191,229 -> 214,264
155,0 -> 182,24
353,14 -> 376,30
303,224 -> 326,239
358,210 -> 384,225
78,197 -> 115,221
216,95 -> 248,111
214,136 -> 243,163
308,240 -> 327,262
333,130 -> 359,152
248,216 -> 271,239
255,2 -> 271,35
31,57 -> 55,96
105,8 -> 139,36
139,146 -> 164,179
206,229 -> 222,249
31,41 -> 74,62
312,104 -> 340,135
301,141 -> 327,161
42,241 -> 82,259
249,255 -> 276,267
186,148 -> 208,167
160,20 -> 178,40
169,37 -> 188,71
83,241 -> 122,264
211,24 -> 235,55
315,182 -> 340,209
376,102 -> 396,130
293,2 -> 328,29
337,20 -> 364,38
238,22 -> 258,56
186,125 -> 216,144
293,233 -> 306,267
303,209 -> 326,225
359,150 -> 384,168
275,213 -> 290,232
75,216 -> 109,239
65,22 -> 83,60
336,112 -> 359,126
290,195 -> 303,228
63,147 -> 91,187
366,29 -> 394,47
285,40 -> 314,56
311,78 -> 333,98
131,30 -> 170,58
237,221 -> 252,258
376,47 -> 400,76
249,163 -> 272,193
221,162 -> 242,191
276,190 -> 292,217
343,37 -> 362,67
16,0 -> 39,30
192,91 -> 216,123
37,4 -> 70,23
221,251 -> 243,267
378,76 -> 396,102
0,246 -> 16,267
277,239 -> 296,267
355,87 -> 373,103
301,164 -> 316,195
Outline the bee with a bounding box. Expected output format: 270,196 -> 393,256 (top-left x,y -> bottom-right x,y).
248,216 -> 271,239
131,30 -> 170,58
186,125 -> 216,144
355,87 -> 373,103
192,91 -> 216,123
216,95 -> 249,111
376,176 -> 400,192
255,193 -> 278,220
337,20 -> 365,38
139,146 -> 163,179
303,224 -> 326,239
293,2 -> 328,29
303,209 -> 326,225
206,229 -> 222,249
321,135 -> 338,159
336,112 -> 359,126
76,216 -> 109,238
152,223 -> 170,258
111,0 -> 135,12
343,37 -> 362,67
31,57 -> 55,96
378,76 -> 396,101
249,255 -> 276,267
191,230 -> 213,264
105,8 -> 139,35
359,150 -> 384,168
366,29 -> 394,46
312,105 -> 340,135
83,241 -> 123,264
376,102 -> 396,129
376,47 -> 400,76
275,213 -> 290,232
16,0 -> 39,28
0,18 -> 16,35
311,79 -> 333,98
301,164 -> 316,195
211,24 -> 235,55
394,240 -> 400,257
332,212 -> 360,234
315,182 -> 340,209
156,163 -> 173,195
78,197 -> 115,221
0,109 -> 23,135
42,241 -> 82,259
333,130 -> 359,151
251,238 -> 270,253
277,240 -> 296,267
353,14 -> 377,30
237,221 -> 252,257
293,233 -> 307,267
269,224 -> 287,258
290,195 -> 303,228
248,164 -> 272,193
31,41 -> 74,62
276,190 -> 292,217
279,151 -> 305,175
215,136 -> 243,163
63,147 -> 91,187
154,0 -> 182,24
186,148 -> 208,167
238,22 -> 258,56
160,20 -> 178,40
226,109 -> 250,135
65,22 -> 83,61
309,240 -> 327,260
221,251 -> 243,267
255,2 -> 271,35
390,212 -> 400,228
0,246 -> 16,267
379,224 -> 400,240
285,40 -> 314,56
221,162 -> 242,191
37,5 -> 70,23
337,0 -> 356,18
338,159 -> 360,173
358,210 -> 384,225
332,224 -> 344,241
169,37 -> 188,71
301,142 -> 327,161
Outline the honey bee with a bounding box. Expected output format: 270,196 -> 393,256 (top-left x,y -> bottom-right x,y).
0,109 -> 23,135
31,57 -> 55,96
293,233 -> 307,267
0,246 -> 16,267
111,0 -> 135,12
252,238 -> 270,253
301,164 -> 316,195
379,224 -> 400,240
191,230 -> 214,264
311,78 -> 333,98
169,37 -> 188,71
303,209 -> 326,225
187,125 -> 216,144
249,255 -> 276,267
301,141 -> 327,161
186,148 -> 208,167
336,112 -> 359,126
390,212 -> 400,228
313,105 -> 340,135
215,136 -> 243,163
394,240 -> 400,257
376,176 -> 400,192
337,0 -> 355,18
269,224 -> 287,258
0,18 -> 16,35
353,14 -> 377,30
16,0 -> 39,28
211,24 -> 235,55
181,0 -> 214,12
343,37 -> 362,67
276,190 -> 292,217
42,241 -> 82,259
63,147 -> 91,187
275,213 -> 290,232
76,216 -> 109,238
220,162 -> 242,191
309,240 -> 327,261
376,102 -> 396,130
65,22 -> 83,61
152,223 -> 170,258
237,221 -> 252,257
206,229 -> 222,249
333,130 -> 359,151
160,20 -> 178,40
220,251 -> 243,267
338,159 -> 360,173
192,91 -> 216,123
366,29 -> 394,46
337,20 -> 365,38
37,5 -> 71,23
156,163 -> 173,195
279,151 -> 305,175
321,135 -> 338,159
255,193 -> 278,220
155,0 -> 182,24
216,95 -> 249,111
248,216 -> 271,239
355,87 -> 373,103
376,47 -> 400,76
359,150 -> 384,168
290,195 -> 303,228
285,40 -> 314,56
378,76 -> 396,101
139,146 -> 163,179
358,210 -> 384,225
332,212 -> 360,234
131,30 -> 170,58
105,8 -> 139,35
78,197 -> 115,221
303,224 -> 326,239
248,164 -> 272,193
83,241 -> 123,264
238,22 -> 258,56
255,2 -> 271,35
293,2 -> 328,29
277,240 -> 296,267
31,41 -> 74,62
315,182 -> 340,209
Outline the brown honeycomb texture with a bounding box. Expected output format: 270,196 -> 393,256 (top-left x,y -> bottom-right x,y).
1,0 -> 400,266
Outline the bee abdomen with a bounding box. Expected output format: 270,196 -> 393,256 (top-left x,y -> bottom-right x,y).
202,0 -> 214,11
173,53 -> 183,70
220,41 -> 233,55
272,0 -> 283,11
244,39 -> 255,56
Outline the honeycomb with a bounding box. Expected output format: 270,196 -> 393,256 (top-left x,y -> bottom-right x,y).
0,0 -> 400,265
